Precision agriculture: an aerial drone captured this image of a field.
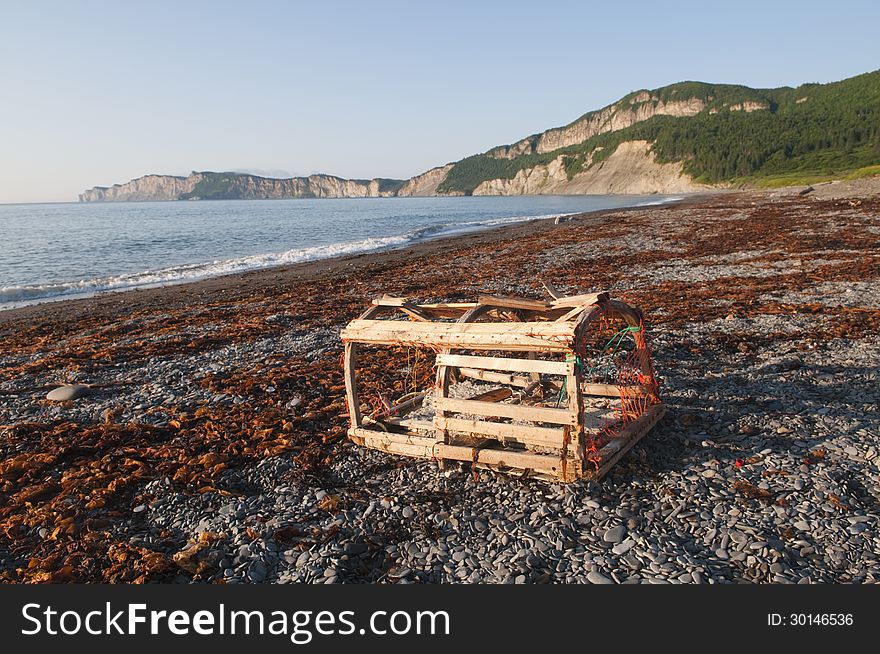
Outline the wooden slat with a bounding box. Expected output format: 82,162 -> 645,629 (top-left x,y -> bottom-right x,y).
436,353 -> 573,376
436,397 -> 577,425
471,387 -> 513,403
478,294 -> 551,311
550,292 -> 609,308
541,280 -> 561,300
582,383 -> 623,397
457,367 -> 531,388
555,304 -> 592,322
350,427 -> 573,478
382,418 -> 435,433
343,342 -> 361,428
565,368 -> 582,459
372,295 -> 409,307
435,443 -> 571,479
417,302 -> 479,310
589,403 -> 666,479
371,390 -> 428,420
434,417 -> 565,448
527,350 -> 541,383
369,296 -> 432,321
581,383 -> 655,397
399,304 -> 432,322
341,319 -> 577,352
350,428 -> 438,458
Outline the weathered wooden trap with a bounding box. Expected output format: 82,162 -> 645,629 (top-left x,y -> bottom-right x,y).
340,288 -> 665,482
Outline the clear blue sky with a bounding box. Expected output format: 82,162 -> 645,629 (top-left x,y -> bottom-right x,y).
1,0 -> 878,203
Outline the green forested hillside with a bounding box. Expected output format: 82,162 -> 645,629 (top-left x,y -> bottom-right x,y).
437,70 -> 880,193
179,173 -> 243,200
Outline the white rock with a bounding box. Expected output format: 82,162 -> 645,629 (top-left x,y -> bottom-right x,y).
46,384 -> 91,401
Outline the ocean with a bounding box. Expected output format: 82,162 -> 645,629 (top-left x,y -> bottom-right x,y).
0,194 -> 681,310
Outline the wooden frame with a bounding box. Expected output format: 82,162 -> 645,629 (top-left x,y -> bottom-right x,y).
340,290 -> 664,482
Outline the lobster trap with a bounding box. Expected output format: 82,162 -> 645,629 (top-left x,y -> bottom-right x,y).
340,290 -> 664,482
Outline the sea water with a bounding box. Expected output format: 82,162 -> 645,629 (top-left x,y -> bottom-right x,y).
0,194 -> 681,310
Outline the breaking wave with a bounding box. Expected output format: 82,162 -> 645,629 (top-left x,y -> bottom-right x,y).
0,212 -> 569,309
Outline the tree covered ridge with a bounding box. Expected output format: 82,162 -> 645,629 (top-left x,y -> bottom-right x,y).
437,70 -> 880,193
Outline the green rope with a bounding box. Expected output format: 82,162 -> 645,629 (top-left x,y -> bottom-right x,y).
554,326 -> 639,406
582,325 -> 641,382
556,376 -> 566,407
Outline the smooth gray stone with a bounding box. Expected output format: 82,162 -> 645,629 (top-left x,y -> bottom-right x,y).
587,571 -> 614,584
848,523 -> 867,535
612,539 -> 636,556
46,384 -> 91,401
603,525 -> 627,543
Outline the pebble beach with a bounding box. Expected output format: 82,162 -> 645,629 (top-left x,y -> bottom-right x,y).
1,180 -> 879,584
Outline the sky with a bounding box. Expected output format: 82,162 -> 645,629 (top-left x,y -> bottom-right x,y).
1,0 -> 878,203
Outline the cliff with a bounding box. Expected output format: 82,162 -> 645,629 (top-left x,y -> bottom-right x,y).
79,172 -> 405,202
487,93 -> 708,160
472,141 -> 703,196
395,164 -> 456,197
80,70 -> 880,201
79,174 -> 199,202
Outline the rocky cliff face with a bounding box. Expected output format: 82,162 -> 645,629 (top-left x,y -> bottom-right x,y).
488,94 -> 707,159
79,174 -> 200,202
472,141 -> 703,196
396,164 -> 456,197
79,172 -> 402,202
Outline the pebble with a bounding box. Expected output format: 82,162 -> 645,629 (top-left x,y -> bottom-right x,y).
587,571 -> 614,584
612,539 -> 636,556
46,384 -> 91,401
603,525 -> 627,543
847,523 -> 867,535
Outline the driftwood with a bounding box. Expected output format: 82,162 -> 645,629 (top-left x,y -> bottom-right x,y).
340,290 -> 664,482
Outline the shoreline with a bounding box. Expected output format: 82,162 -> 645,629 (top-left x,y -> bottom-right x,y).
0,194 -> 705,327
